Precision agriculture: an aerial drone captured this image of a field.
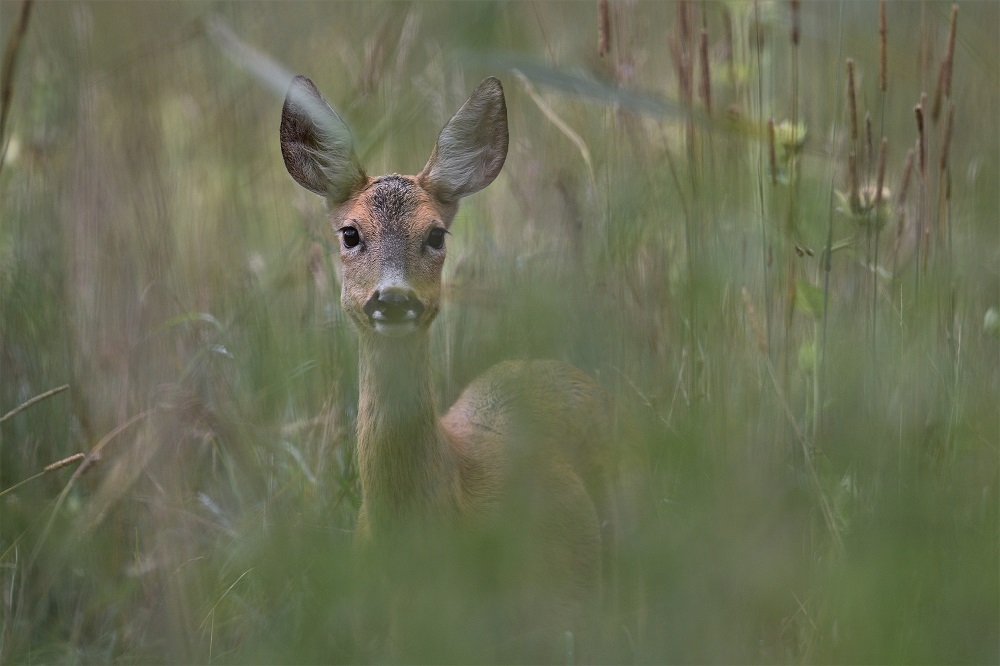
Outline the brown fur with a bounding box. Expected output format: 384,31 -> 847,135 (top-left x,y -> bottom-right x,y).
280,76 -> 610,658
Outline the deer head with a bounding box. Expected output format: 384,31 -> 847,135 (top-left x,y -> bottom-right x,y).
280,76 -> 509,339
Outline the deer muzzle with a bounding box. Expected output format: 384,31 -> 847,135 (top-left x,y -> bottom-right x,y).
363,286 -> 426,337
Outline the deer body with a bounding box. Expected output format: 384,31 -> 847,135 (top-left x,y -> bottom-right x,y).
280,75 -> 609,656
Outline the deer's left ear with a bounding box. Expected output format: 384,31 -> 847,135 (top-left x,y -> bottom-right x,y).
418,77 -> 508,204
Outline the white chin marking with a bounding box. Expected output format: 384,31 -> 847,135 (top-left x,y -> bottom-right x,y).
373,321 -> 419,338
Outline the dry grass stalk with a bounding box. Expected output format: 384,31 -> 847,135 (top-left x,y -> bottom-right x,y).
0,450 -> 86,500
914,95 -> 928,267
698,28 -> 711,114
879,0 -> 888,92
915,96 -> 927,175
677,0 -> 691,50
895,146 -> 915,239
1,384 -> 70,424
672,1 -> 694,106
790,0 -> 800,46
767,117 -> 777,186
931,4 -> 958,122
938,101 -> 955,242
668,37 -> 688,105
875,137 -> 888,210
848,152 -> 861,213
43,453 -> 86,473
598,0 -> 611,58
897,147 -> 915,210
865,112 -> 874,174
846,59 -> 859,143
516,73 -> 597,193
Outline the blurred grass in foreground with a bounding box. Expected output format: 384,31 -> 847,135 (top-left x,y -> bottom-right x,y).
1,1 -> 997,662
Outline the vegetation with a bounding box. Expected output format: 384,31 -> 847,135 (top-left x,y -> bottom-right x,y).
1,1 -> 996,662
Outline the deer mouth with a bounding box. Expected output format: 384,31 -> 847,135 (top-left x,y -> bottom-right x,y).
371,319 -> 420,337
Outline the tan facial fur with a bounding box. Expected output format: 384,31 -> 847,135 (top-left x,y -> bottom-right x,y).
332,174 -> 456,336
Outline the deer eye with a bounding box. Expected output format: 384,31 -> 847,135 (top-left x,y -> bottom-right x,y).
426,227 -> 447,250
340,226 -> 361,249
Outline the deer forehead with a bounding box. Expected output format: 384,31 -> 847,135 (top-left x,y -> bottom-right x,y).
340,174 -> 443,239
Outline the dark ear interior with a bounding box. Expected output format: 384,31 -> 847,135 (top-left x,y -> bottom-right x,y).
279,75 -> 366,201
418,77 -> 509,203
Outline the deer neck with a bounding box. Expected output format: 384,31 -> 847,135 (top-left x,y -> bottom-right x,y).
356,331 -> 459,534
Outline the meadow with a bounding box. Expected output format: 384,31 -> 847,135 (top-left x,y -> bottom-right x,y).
1,1 -> 997,662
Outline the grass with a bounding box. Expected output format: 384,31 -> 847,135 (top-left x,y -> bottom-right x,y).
1,1 -> 997,662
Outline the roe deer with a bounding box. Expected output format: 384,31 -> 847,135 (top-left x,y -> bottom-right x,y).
280,75 -> 611,659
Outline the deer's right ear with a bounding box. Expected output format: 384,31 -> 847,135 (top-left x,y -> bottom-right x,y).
280,75 -> 367,202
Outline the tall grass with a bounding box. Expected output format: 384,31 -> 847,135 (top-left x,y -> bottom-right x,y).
1,1 -> 997,662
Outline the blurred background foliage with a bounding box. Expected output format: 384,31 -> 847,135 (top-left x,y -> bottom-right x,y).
0,0 -> 997,662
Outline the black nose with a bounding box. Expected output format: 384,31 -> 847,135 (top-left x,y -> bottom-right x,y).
363,288 -> 425,325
